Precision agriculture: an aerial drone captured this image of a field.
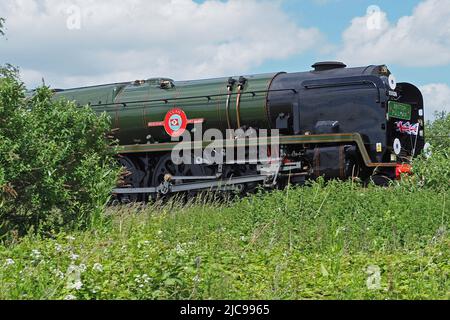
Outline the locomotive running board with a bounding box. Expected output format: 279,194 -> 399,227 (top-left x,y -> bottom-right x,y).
115,133 -> 397,168
113,175 -> 268,195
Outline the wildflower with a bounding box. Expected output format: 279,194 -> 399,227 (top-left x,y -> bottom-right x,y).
30,250 -> 42,261
66,236 -> 76,241
68,280 -> 83,290
70,253 -> 80,261
55,243 -> 63,252
66,265 -> 83,291
142,274 -> 151,284
55,270 -> 64,279
93,263 -> 103,272
79,264 -> 87,272
5,258 -> 15,266
175,244 -> 186,255
64,295 -> 77,300
135,275 -> 141,283
193,275 -> 201,283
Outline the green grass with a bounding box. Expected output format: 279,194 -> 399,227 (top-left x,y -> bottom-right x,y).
0,181 -> 448,300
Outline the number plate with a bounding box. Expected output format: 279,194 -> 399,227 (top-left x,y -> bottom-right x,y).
388,101 -> 412,121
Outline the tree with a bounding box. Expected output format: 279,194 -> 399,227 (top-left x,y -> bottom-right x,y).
0,68 -> 120,237
410,112 -> 450,191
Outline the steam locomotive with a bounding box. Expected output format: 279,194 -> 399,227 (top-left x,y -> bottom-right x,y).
53,62 -> 426,201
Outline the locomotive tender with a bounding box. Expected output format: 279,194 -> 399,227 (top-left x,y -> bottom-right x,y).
53,62 -> 425,200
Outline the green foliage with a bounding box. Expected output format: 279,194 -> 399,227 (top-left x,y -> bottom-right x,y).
0,183 -> 448,300
0,61 -> 447,299
0,68 -> 119,237
410,112 -> 450,191
427,111 -> 450,149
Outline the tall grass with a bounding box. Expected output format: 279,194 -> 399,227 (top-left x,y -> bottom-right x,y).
0,113 -> 448,300
0,181 -> 448,300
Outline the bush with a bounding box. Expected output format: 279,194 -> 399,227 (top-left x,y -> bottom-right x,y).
410,112 -> 450,191
0,67 -> 120,237
427,111 -> 450,149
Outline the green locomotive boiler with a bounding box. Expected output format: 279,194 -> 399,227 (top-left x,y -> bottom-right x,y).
51,62 -> 426,201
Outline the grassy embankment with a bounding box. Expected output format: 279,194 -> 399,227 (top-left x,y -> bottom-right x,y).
1,181 -> 448,300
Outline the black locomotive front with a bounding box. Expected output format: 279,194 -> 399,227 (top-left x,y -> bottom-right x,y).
267,62 -> 425,181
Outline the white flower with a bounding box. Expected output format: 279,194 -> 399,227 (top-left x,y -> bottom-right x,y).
66,265 -> 83,291
175,244 -> 186,255
79,264 -> 87,272
193,275 -> 201,283
64,295 -> 77,300
66,236 -> 76,241
93,263 -> 103,272
69,281 -> 83,290
31,250 -> 42,259
67,265 -> 77,273
55,244 -> 63,252
67,279 -> 83,291
5,258 -> 15,266
70,253 -> 80,261
55,270 -> 64,279
142,274 -> 151,284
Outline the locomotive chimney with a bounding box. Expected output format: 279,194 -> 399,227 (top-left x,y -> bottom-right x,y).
312,61 -> 347,71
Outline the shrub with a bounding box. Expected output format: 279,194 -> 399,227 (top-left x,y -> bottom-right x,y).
410,112 -> 450,191
427,111 -> 450,149
0,67 -> 120,237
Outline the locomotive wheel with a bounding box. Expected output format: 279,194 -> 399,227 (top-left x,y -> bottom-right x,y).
151,154 -> 212,195
368,174 -> 392,187
117,156 -> 145,203
222,164 -> 259,194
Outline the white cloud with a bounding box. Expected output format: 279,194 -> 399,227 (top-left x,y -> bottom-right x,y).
0,0 -> 324,88
337,0 -> 450,67
419,83 -> 450,120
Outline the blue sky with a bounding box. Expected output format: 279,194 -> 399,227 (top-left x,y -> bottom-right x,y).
257,0 -> 448,87
1,0 -> 449,118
